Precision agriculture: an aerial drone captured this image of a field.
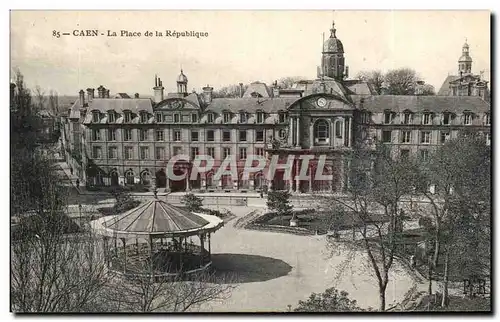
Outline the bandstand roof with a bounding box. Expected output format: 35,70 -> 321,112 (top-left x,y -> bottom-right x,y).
102,199 -> 210,235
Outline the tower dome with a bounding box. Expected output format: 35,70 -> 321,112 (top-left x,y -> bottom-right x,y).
177,69 -> 188,83
458,40 -> 473,74
323,22 -> 344,53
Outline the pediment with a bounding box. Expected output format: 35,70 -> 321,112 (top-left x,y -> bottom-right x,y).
288,94 -> 354,111
155,98 -> 200,110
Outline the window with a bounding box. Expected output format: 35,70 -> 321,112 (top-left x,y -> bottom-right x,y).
92,129 -> 101,141
108,111 -> 115,123
464,113 -> 473,125
420,150 -> 429,162
443,113 -> 451,125
191,130 -> 199,142
107,129 -> 116,141
334,120 -> 343,138
92,146 -> 102,159
173,146 -> 182,156
401,131 -> 412,143
315,120 -> 330,143
207,130 -> 215,142
257,111 -> 264,124
239,112 -> 247,123
124,111 -> 132,123
239,147 -> 247,160
382,130 -> 392,143
255,148 -> 265,156
125,170 -> 135,185
173,130 -> 181,141
239,130 -> 247,142
223,112 -> 231,123
400,149 -> 410,159
361,112 -> 370,124
140,112 -> 148,123
402,112 -> 413,125
139,129 -> 148,141
422,113 -> 432,125
256,130 -> 264,142
223,147 -> 231,159
174,113 -> 180,123
223,130 -> 231,142
108,146 -> 117,159
207,113 -> 214,123
124,129 -> 132,141
155,147 -> 165,160
140,147 -> 149,160
440,131 -> 450,144
207,147 -> 215,158
191,147 -> 199,160
155,113 -> 162,123
384,111 -> 393,124
485,113 -> 490,125
92,111 -> 100,123
486,133 -> 491,146
420,131 -> 431,144
124,147 -> 133,160
156,130 -> 164,141
279,112 -> 286,124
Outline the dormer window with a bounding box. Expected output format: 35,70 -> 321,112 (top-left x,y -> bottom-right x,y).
442,112 -> 451,125
223,112 -> 231,123
464,112 -> 473,125
207,113 -> 214,123
156,112 -> 162,123
239,111 -> 247,123
140,112 -> 148,123
257,111 -> 264,124
422,112 -> 432,125
124,111 -> 132,123
174,113 -> 180,123
107,111 -> 115,123
92,111 -> 100,123
384,110 -> 393,124
402,111 -> 413,125
278,112 -> 286,124
360,111 -> 370,124
485,113 -> 490,125
192,113 -> 198,123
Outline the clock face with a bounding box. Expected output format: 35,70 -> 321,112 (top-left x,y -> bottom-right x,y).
317,97 -> 327,107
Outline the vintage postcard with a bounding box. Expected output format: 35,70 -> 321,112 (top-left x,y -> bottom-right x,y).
10,10 -> 491,313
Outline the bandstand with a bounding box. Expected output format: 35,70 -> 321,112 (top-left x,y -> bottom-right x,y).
90,197 -> 224,279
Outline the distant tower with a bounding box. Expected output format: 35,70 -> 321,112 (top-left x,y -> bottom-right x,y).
177,69 -> 188,95
321,21 -> 345,81
458,40 -> 473,74
153,74 -> 164,102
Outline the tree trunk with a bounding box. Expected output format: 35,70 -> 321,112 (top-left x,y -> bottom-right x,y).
428,256 -> 433,295
441,250 -> 450,307
379,286 -> 386,311
433,219 -> 441,268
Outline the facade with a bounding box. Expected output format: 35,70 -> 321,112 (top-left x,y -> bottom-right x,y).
61,21 -> 491,193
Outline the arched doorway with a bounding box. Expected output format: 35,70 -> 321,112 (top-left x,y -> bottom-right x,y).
239,172 -> 250,190
312,164 -> 333,192
110,169 -> 119,186
141,170 -> 152,186
125,170 -> 135,185
221,174 -> 232,190
156,169 -> 167,188
170,167 -> 187,192
271,170 -> 286,191
206,171 -> 214,189
314,119 -> 330,145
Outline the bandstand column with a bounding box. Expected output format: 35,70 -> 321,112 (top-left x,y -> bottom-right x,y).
296,117 -> 300,147
289,117 -> 294,146
208,233 -> 211,261
199,234 -> 205,265
149,235 -> 154,280
186,170 -> 191,191
348,116 -> 352,147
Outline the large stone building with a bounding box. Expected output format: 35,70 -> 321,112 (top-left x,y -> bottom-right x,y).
61,21 -> 491,193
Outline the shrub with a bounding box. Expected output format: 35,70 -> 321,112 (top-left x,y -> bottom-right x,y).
294,287 -> 364,312
181,193 -> 203,212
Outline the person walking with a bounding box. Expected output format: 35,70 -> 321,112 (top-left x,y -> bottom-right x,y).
76,178 -> 80,189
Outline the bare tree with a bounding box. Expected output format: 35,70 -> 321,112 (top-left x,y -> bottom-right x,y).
277,76 -> 306,89
212,84 -> 249,98
48,90 -> 59,115
320,144 -> 417,311
383,68 -> 419,95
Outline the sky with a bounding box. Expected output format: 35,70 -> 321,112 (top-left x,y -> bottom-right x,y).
10,10 -> 490,96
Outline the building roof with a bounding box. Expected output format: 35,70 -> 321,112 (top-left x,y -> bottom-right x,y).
242,82 -> 272,98
437,75 -> 460,96
103,199 -> 209,235
351,95 -> 490,113
205,97 -> 297,113
115,93 -> 131,98
87,98 -> 154,113
345,80 -> 377,95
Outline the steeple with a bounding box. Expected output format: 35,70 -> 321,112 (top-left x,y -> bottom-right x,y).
321,20 -> 345,80
330,21 -> 336,38
458,38 -> 473,74
177,69 -> 188,95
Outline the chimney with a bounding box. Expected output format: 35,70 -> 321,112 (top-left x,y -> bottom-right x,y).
86,88 -> 95,102
202,85 -> 214,104
153,77 -> 164,103
134,93 -> 140,98
272,80 -> 279,98
345,66 -> 349,78
97,85 -> 105,98
105,89 -> 110,98
79,89 -> 85,107
239,83 -> 244,98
